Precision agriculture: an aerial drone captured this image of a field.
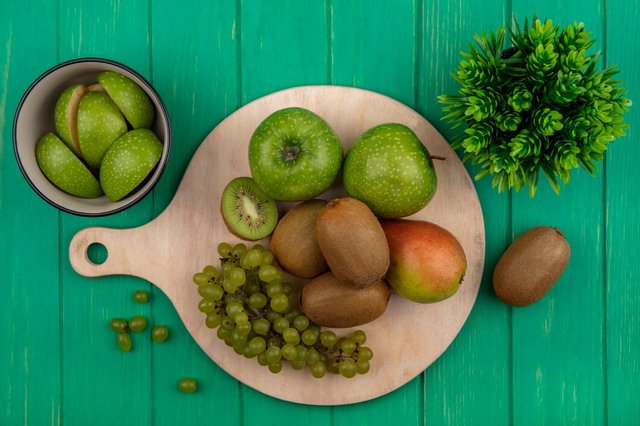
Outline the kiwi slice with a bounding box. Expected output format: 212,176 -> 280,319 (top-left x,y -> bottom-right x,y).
221,177 -> 278,241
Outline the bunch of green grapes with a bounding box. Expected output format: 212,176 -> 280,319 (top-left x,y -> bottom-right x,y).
192,242 -> 373,378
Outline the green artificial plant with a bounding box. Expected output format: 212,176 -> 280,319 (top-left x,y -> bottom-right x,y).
438,18 -> 632,196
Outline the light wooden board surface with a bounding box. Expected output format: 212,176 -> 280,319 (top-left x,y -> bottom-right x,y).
68,85 -> 485,405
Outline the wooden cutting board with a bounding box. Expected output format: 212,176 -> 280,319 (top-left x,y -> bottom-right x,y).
69,85 -> 485,405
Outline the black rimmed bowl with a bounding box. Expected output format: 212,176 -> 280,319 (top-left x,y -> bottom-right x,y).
13,57 -> 171,216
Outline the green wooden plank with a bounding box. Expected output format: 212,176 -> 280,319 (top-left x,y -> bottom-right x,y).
150,1 -> 242,424
238,0 -> 332,422
57,1 -> 154,425
418,0 -> 512,424
510,2 -> 606,424
0,2 -> 61,425
331,1 -> 423,424
605,0 -> 640,423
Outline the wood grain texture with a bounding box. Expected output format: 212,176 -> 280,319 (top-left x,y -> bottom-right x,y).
150,1 -> 242,425
0,3 -> 60,425
418,0 -> 512,424
510,2 -> 607,424
605,0 -> 640,423
68,86 -> 485,405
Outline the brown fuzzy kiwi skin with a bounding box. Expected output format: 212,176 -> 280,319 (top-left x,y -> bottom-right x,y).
315,198 -> 390,288
300,272 -> 391,328
269,199 -> 328,278
493,226 -> 570,307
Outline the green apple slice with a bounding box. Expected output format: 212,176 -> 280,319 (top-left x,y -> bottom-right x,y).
97,71 -> 155,129
100,129 -> 163,202
77,91 -> 128,169
35,132 -> 103,198
54,83 -> 88,157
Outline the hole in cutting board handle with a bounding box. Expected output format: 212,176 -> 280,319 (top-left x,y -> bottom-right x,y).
87,242 -> 108,265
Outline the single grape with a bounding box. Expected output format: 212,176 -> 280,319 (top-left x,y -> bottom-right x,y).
248,292 -> 268,309
352,330 -> 367,345
320,331 -> 338,349
252,318 -> 271,335
257,352 -> 269,366
305,348 -> 320,365
117,332 -> 132,352
268,361 -> 283,374
252,243 -> 266,252
281,343 -> 298,361
229,267 -> 246,287
236,322 -> 252,336
356,360 -> 370,374
230,243 -> 247,259
327,359 -> 340,374
109,318 -> 128,333
225,301 -> 244,318
244,281 -> 261,295
220,316 -> 235,330
283,327 -> 300,344
295,345 -> 307,361
178,378 -> 197,394
270,293 -> 289,313
282,282 -> 294,295
258,265 -> 280,283
202,264 -> 219,279
291,359 -> 306,370
244,248 -> 263,268
260,251 -> 274,266
339,359 -> 357,378
265,346 -> 282,364
192,272 -> 210,286
266,282 -> 284,298
129,316 -> 147,332
293,315 -> 309,332
217,242 -> 233,257
133,290 -> 149,304
198,298 -> 216,313
217,326 -> 232,341
265,311 -> 281,323
357,346 -> 373,362
198,284 -> 224,300
232,330 -> 248,347
222,279 -> 238,294
310,362 -> 327,378
273,317 -> 290,334
284,306 -> 302,321
234,311 -> 249,325
221,262 -> 235,276
301,329 -> 318,346
152,325 -> 169,343
248,336 -> 267,355
339,338 -> 356,355
205,313 -> 222,329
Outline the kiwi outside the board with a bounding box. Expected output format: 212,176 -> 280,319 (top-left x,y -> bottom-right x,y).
220,177 -> 278,241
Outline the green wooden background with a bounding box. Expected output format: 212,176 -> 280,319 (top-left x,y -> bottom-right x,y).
1,0 -> 638,424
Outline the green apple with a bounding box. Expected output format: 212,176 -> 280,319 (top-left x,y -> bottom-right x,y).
35,132 -> 103,198
381,219 -> 467,303
100,129 -> 163,202
54,83 -> 88,157
77,91 -> 128,169
97,71 -> 155,129
342,123 -> 437,218
248,107 -> 343,201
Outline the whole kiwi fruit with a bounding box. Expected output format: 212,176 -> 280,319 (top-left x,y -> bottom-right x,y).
493,226 -> 570,307
316,197 -> 390,288
269,199 -> 328,278
300,272 -> 391,328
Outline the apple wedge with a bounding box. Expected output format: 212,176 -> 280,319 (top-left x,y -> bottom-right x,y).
54,83 -> 88,157
77,91 -> 128,169
100,129 -> 163,202
97,71 -> 155,129
36,133 -> 103,198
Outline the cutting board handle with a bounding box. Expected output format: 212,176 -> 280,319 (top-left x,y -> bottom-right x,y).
69,226 -> 148,279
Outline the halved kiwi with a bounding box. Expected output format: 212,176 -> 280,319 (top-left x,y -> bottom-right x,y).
221,177 -> 278,241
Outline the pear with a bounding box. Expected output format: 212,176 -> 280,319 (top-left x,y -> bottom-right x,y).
99,129 -> 163,202
97,71 -> 155,129
35,133 -> 103,198
77,91 -> 128,169
381,219 -> 467,303
54,83 -> 88,157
